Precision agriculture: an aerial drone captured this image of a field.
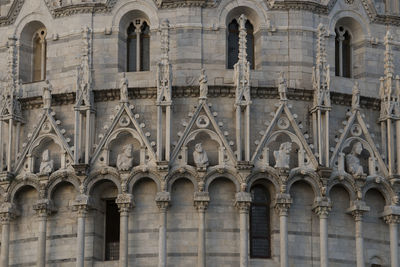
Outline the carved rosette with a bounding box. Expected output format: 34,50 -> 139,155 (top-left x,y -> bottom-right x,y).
116,193 -> 134,214
274,193 -> 292,216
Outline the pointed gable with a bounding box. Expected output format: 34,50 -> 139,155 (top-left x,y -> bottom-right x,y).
330,107 -> 388,177
170,100 -> 236,168
15,109 -> 73,175
252,100 -> 318,171
90,102 -> 156,168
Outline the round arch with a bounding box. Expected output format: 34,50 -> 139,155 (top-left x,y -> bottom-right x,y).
47,170 -> 81,200
287,169 -> 322,198
327,174 -> 358,201
204,168 -> 241,192
166,169 -> 199,193
8,178 -> 40,203
111,1 -> 159,32
127,170 -> 162,193
86,169 -> 122,195
362,180 -> 394,206
246,169 -> 280,195
329,10 -> 371,41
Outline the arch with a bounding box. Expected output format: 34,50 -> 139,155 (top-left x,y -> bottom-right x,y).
287,169 -> 322,198
86,168 -> 122,195
246,169 -> 280,195
111,1 -> 159,32
326,174 -> 357,201
166,167 -> 199,193
184,129 -> 223,147
46,171 -> 81,200
329,11 -> 371,40
14,13 -> 52,38
204,168 -> 241,192
8,178 -> 40,203
362,180 -> 394,206
217,0 -> 268,32
28,134 -> 65,155
127,169 -> 161,193
105,128 -> 145,149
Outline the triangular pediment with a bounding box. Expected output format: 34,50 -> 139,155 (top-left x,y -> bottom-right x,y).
251,101 -> 318,171
15,108 -> 73,175
330,109 -> 388,177
170,100 -> 236,168
91,102 -> 156,169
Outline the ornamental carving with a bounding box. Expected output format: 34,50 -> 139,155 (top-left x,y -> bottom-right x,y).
116,144 -> 134,171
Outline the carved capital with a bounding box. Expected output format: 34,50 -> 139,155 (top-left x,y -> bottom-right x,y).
313,197 -> 332,218
156,191 -> 170,212
235,191 -> 252,213
72,194 -> 91,217
382,205 -> 400,224
0,202 -> 18,224
194,191 -> 210,212
194,201 -> 209,212
116,193 -> 134,213
33,199 -> 54,217
347,200 -> 369,221
274,193 -> 292,216
383,214 -> 400,224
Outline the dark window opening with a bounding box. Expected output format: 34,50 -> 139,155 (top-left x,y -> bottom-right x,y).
227,19 -> 255,69
140,22 -> 150,71
105,199 -> 120,261
335,27 -> 352,78
250,185 -> 271,258
127,23 -> 137,72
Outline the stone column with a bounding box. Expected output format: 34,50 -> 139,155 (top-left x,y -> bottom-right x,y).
156,192 -> 170,267
235,191 -> 252,267
313,200 -> 332,267
33,200 -> 53,267
194,192 -> 210,267
116,194 -> 134,267
347,201 -> 369,267
0,203 -> 17,267
383,206 -> 400,267
73,194 -> 90,267
274,194 -> 292,267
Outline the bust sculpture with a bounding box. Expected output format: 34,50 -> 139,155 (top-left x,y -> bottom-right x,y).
274,142 -> 292,168
193,143 -> 209,168
39,149 -> 53,174
117,144 -> 134,171
345,142 -> 365,176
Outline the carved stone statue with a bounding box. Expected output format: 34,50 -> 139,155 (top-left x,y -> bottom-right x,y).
193,143 -> 209,168
120,74 -> 129,103
117,144 -> 134,171
345,142 -> 365,177
352,81 -> 360,110
39,149 -> 54,174
199,69 -> 208,99
278,72 -> 287,101
274,142 -> 292,168
43,80 -> 52,109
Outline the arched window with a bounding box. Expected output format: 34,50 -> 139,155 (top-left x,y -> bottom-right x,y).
335,26 -> 352,78
250,185 -> 271,258
32,28 -> 47,82
127,19 -> 150,72
227,19 -> 255,69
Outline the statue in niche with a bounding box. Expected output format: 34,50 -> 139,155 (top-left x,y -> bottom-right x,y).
119,74 -> 129,103
199,69 -> 208,99
193,143 -> 209,168
117,144 -> 134,171
345,142 -> 365,177
43,80 -> 52,109
39,149 -> 54,174
274,142 -> 292,168
278,72 -> 287,101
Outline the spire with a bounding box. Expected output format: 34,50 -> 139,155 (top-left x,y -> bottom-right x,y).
234,14 -> 251,105
384,30 -> 394,79
312,23 -> 331,108
157,19 -> 172,104
76,27 -> 93,108
1,36 -> 22,121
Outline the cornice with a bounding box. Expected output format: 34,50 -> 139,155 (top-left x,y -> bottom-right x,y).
154,0 -> 217,9
43,0 -> 118,18
19,86 -> 381,110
